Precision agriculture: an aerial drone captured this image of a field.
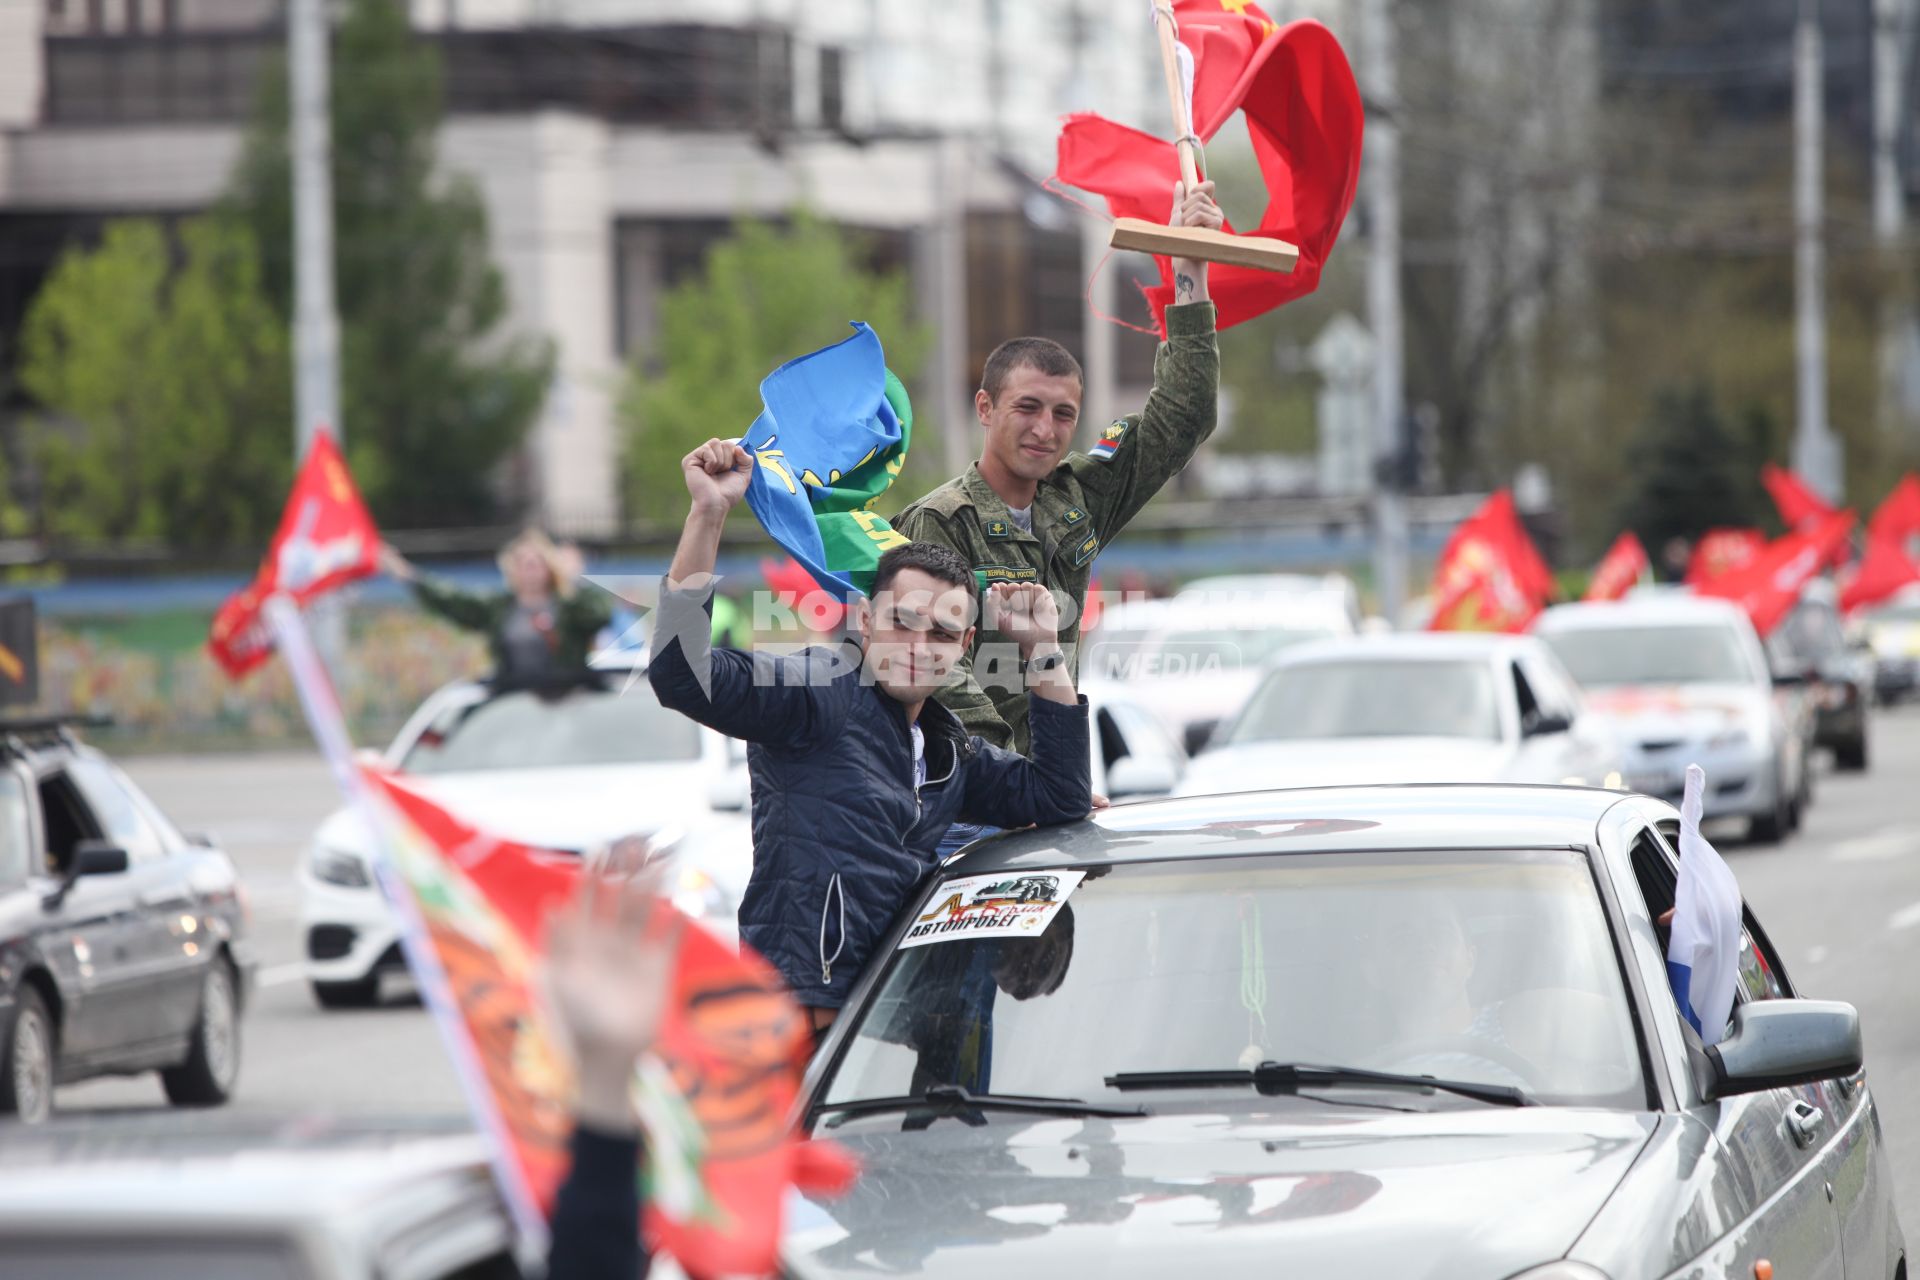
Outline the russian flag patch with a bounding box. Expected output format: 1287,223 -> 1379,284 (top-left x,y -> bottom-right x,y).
1089,418 -> 1129,461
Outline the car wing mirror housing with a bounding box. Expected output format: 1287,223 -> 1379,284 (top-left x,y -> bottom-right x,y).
42,839 -> 129,910
1106,755 -> 1179,800
1704,999 -> 1863,1101
1525,712 -> 1574,737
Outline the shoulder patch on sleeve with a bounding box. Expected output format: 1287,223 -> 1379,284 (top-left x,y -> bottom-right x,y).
1071,531 -> 1101,567
1089,419 -> 1130,461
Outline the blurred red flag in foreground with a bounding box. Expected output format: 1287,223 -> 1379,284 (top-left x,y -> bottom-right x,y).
1840,534 -> 1920,615
1584,532 -> 1650,603
1869,473 -> 1920,545
1684,528 -> 1766,587
1052,8 -> 1363,336
1429,490 -> 1554,633
1761,463 -> 1836,535
761,555 -> 847,632
362,768 -> 858,1278
1694,512 -> 1856,635
207,432 -> 379,677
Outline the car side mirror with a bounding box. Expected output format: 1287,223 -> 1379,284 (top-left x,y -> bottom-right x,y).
42,839 -> 129,911
1704,1000 -> 1863,1100
1524,712 -> 1573,738
1106,755 -> 1178,801
73,840 -> 130,877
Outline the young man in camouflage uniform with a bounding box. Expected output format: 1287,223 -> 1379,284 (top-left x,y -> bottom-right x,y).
893,180 -> 1224,778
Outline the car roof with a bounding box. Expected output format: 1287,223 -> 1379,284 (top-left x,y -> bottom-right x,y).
1535,596 -> 1752,631
1268,631 -> 1536,667
944,784 -> 1629,876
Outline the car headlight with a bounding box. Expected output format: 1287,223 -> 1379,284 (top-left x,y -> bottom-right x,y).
311,846 -> 372,889
670,864 -> 729,920
1504,1265 -> 1611,1280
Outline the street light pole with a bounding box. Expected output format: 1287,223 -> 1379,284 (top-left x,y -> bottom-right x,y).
291,0 -> 341,457
1792,0 -> 1842,503
1361,0 -> 1408,626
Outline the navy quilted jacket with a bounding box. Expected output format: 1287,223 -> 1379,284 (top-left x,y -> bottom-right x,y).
648,583 -> 1091,1008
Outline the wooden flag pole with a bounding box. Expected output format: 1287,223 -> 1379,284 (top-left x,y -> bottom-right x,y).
1109,3 -> 1300,273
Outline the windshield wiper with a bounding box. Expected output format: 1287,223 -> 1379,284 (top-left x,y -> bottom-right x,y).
1104,1061 -> 1531,1108
818,1083 -> 1148,1128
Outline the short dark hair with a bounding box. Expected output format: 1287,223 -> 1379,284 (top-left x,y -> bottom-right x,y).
873,541 -> 975,604
980,337 -> 1084,404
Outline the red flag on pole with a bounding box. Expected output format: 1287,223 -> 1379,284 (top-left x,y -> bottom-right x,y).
1693,512 -> 1855,635
1684,528 -> 1766,587
208,432 -> 380,677
1840,533 -> 1920,614
1584,532 -> 1650,602
1428,491 -> 1554,633
1052,8 -> 1363,336
1760,463 -> 1836,534
1868,473 -> 1920,545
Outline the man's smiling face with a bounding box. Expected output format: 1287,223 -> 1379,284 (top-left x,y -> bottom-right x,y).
978,364 -> 1083,486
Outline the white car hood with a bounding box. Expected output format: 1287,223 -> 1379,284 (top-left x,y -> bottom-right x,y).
1120,670 -> 1265,735
1579,684 -> 1766,743
1175,737 -> 1516,796
314,761 -> 719,854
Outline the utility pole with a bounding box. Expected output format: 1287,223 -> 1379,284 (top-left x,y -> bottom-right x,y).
290,0 -> 345,663
1793,0 -> 1842,503
1873,0 -> 1911,439
1361,0 -> 1408,626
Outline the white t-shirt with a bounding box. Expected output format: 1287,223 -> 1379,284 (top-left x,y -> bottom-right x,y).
1006,504 -> 1034,535
911,723 -> 926,792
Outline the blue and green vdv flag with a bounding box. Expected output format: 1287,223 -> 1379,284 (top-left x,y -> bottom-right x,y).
740,322 -> 914,601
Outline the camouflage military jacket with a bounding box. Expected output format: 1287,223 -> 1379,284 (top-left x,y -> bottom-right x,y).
892,301 -> 1220,755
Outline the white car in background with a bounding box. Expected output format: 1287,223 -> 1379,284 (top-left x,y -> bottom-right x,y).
1174,633 -> 1624,797
299,654 -> 749,1009
1533,596 -> 1809,842
1083,588 -> 1358,754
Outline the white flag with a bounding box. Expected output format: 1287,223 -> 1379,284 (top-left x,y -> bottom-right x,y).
1666,764 -> 1744,1047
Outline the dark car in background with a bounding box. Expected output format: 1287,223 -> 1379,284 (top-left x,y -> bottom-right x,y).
796,786 -> 1900,1280
0,718 -> 254,1125
1770,580 -> 1872,771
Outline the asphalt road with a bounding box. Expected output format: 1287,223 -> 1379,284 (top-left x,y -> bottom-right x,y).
52,708 -> 1920,1226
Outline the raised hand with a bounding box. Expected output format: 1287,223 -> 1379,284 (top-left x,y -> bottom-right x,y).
988,582 -> 1063,660
1170,179 -> 1223,304
682,438 -> 754,513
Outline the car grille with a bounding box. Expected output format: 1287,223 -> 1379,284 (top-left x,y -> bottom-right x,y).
307,924 -> 358,961
1639,739 -> 1684,753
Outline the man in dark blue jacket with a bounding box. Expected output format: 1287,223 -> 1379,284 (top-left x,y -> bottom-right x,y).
649,437 -> 1093,1034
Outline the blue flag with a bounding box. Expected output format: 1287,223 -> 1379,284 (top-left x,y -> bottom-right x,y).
740,323 -> 914,602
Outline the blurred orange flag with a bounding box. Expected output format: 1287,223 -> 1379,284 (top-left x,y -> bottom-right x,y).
1584,532 -> 1650,603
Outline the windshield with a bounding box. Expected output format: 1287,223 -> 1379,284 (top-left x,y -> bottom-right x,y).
821,851 -> 1644,1114
399,684 -> 704,773
1140,626 -> 1340,675
1225,659 -> 1502,743
1541,624 -> 1755,688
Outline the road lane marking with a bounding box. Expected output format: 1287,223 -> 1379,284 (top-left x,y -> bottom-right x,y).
1830,830 -> 1920,863
1888,902 -> 1920,932
258,963 -> 307,989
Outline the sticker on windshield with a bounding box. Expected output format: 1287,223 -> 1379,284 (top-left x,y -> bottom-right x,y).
897,869 -> 1086,948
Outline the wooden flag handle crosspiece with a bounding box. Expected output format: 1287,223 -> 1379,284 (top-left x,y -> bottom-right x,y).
1109,2 -> 1301,274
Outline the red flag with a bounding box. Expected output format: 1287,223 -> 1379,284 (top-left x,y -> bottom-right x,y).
1840,533 -> 1920,614
1584,532 -> 1650,602
1684,528 -> 1766,587
1428,491 -> 1554,633
1761,464 -> 1836,534
1868,473 -> 1920,545
761,555 -> 847,632
1694,512 -> 1855,635
364,768 -> 857,1278
1053,10 -> 1363,335
207,432 -> 380,677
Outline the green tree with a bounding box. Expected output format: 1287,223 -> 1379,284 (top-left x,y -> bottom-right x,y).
228,0 -> 550,528
1616,382 -> 1771,559
19,217 -> 292,547
619,213 -> 929,521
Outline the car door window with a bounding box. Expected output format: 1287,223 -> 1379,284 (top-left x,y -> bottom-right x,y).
38,772 -> 100,876
1635,823 -> 1787,1029
64,758 -> 169,864
1524,654 -> 1581,723
1512,661 -> 1544,730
